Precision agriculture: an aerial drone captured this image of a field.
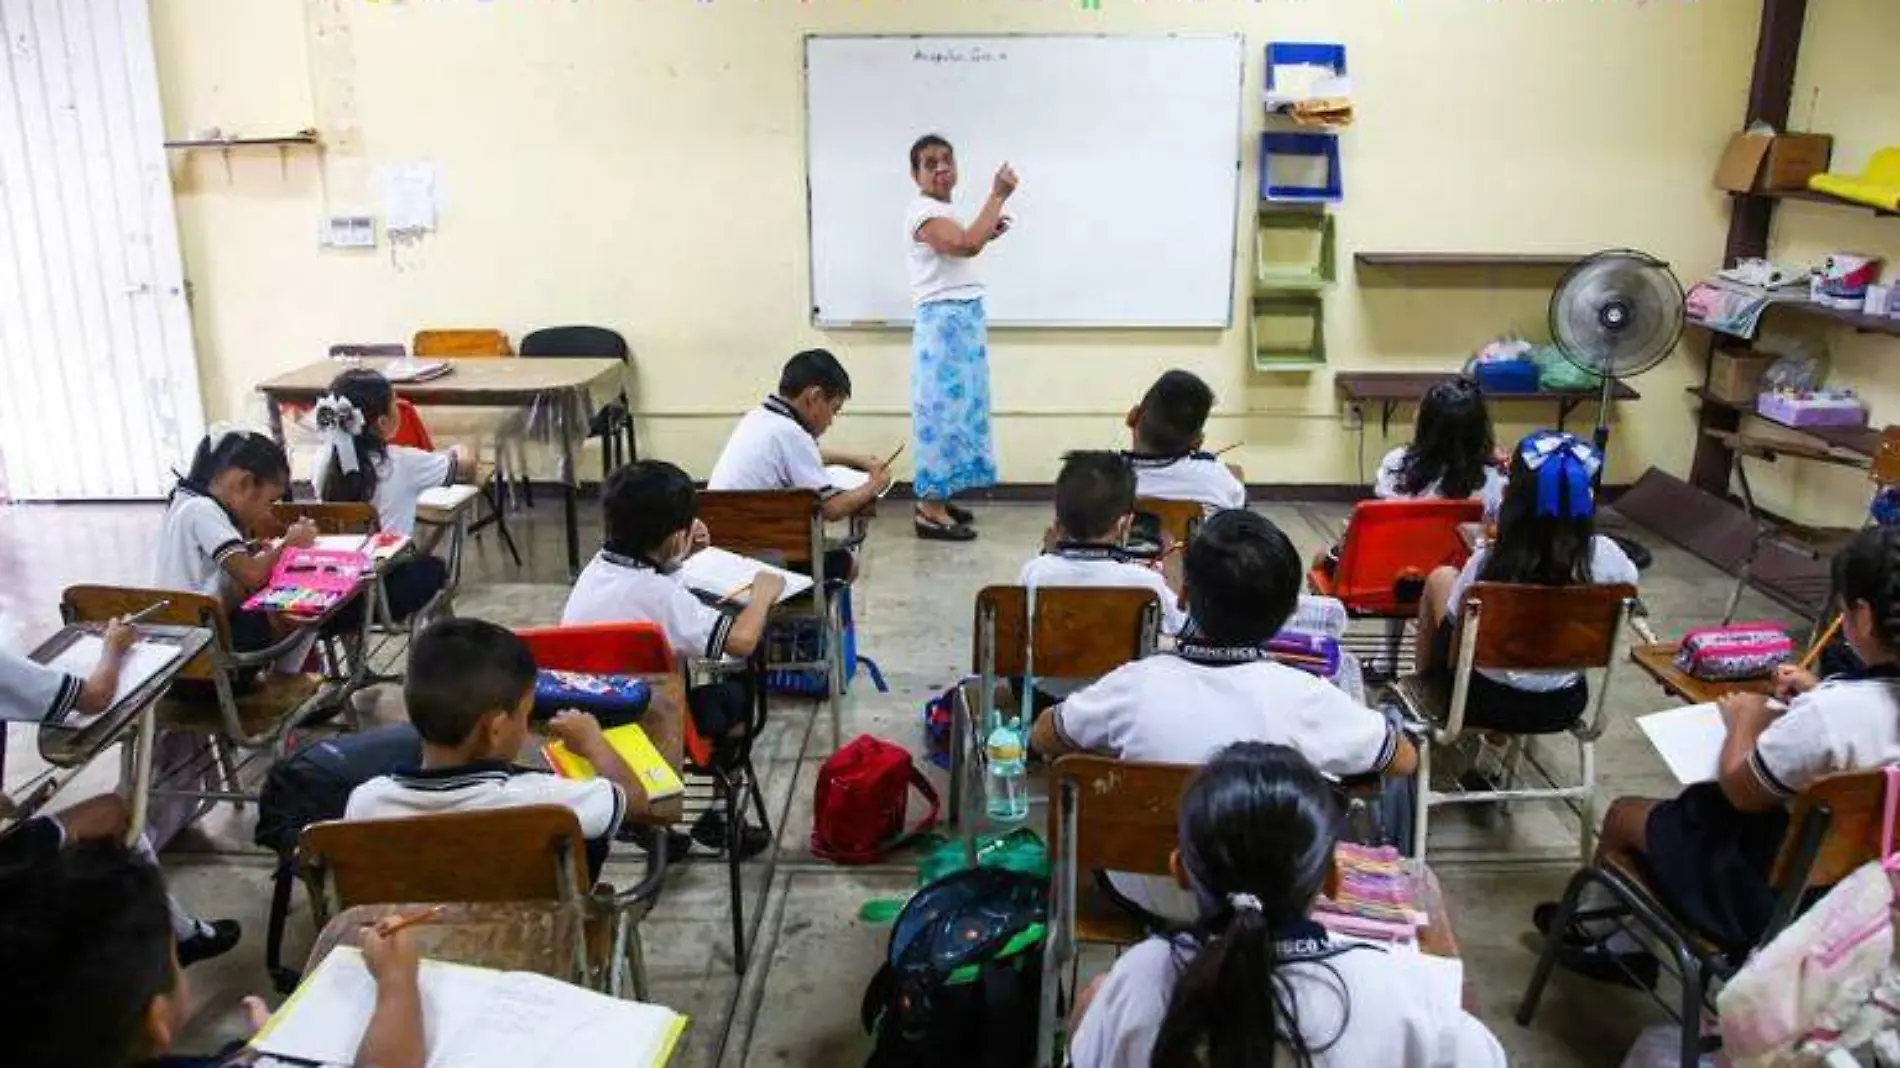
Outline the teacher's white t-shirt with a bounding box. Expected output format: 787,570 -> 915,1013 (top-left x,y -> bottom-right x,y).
906,196 -> 985,307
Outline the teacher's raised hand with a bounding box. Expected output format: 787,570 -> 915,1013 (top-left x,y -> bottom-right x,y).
992,162 -> 1019,200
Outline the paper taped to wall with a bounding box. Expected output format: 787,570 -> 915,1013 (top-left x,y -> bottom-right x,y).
377,163 -> 441,236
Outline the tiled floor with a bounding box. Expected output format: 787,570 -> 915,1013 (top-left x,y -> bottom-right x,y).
0,496 -> 1799,1067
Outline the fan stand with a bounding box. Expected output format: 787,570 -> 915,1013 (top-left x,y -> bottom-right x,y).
1586,298 -> 1654,571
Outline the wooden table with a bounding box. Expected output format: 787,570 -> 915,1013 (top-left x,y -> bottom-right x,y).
1335,372 -> 1639,437
257,357 -> 626,576
1629,642 -> 1777,706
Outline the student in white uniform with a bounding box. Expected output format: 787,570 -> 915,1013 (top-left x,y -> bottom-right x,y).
563,460 -> 781,859
1414,430 -> 1639,736
346,619 -> 635,880
1373,375 -> 1506,519
316,369 -> 474,621
155,429 -> 317,672
1031,509 -> 1416,923
1121,370 -> 1246,514
1068,742 -> 1506,1068
0,619 -> 133,726
1543,526 -> 1900,987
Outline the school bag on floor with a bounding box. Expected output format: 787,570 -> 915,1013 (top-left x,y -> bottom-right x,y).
860,867 -> 1048,1068
253,723 -> 421,992
811,735 -> 940,865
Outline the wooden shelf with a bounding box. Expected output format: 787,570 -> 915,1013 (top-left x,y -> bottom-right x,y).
1731,187 -> 1899,219
1353,252 -> 1586,269
1769,299 -> 1900,338
1336,371 -> 1635,435
1687,386 -> 1882,457
164,132 -> 319,150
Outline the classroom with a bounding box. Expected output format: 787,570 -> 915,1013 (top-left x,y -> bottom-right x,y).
2,0 -> 1899,1065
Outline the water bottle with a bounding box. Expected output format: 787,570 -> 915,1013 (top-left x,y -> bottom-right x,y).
985,718 -> 1029,824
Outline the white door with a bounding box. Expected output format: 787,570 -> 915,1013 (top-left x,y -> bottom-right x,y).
0,0 -> 204,500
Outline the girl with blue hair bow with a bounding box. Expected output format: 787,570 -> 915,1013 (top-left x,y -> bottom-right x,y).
1412,429 -> 1640,735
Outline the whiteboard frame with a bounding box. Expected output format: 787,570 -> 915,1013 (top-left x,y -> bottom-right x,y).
801,33 -> 1247,332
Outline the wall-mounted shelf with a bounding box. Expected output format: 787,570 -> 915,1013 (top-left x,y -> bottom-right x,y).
1353,252 -> 1586,270
163,132 -> 320,150
1730,187 -> 1899,219
1337,371 -> 1636,435
1770,298 -> 1900,338
1687,386 -> 1882,457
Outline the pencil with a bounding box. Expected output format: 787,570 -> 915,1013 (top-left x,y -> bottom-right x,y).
881,442 -> 907,467
1214,442 -> 1243,457
374,905 -> 448,936
123,600 -> 172,626
717,580 -> 754,606
1799,614 -> 1843,672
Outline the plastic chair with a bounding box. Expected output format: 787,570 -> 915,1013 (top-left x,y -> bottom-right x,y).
1518,768 -> 1889,1068
1308,498 -> 1483,678
520,326 -> 638,480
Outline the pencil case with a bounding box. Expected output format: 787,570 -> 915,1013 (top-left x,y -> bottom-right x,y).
1673,623 -> 1794,681
1266,631 -> 1341,678
531,671 -> 651,728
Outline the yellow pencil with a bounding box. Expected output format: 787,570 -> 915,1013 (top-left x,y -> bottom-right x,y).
373,905 -> 447,936
1799,614 -> 1844,672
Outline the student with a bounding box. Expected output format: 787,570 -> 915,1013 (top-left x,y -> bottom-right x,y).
345,618 -> 639,879
1031,509 -> 1415,923
156,427 -> 317,659
1068,742 -> 1506,1068
315,368 -> 474,620
0,618 -> 134,725
1122,370 -> 1246,514
708,348 -> 893,526
1543,525 -> 1900,986
0,839 -> 422,1068
563,460 -> 780,859
1413,429 -> 1638,735
1373,375 -> 1506,518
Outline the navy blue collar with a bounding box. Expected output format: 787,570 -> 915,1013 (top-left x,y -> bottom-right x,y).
1838,661 -> 1900,682
1123,449 -> 1216,469
1048,540 -> 1129,562
395,759 -> 523,782
1173,631 -> 1270,666
763,395 -> 814,435
599,547 -> 674,575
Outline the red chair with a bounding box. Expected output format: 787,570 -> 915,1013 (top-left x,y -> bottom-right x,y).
1308,498 -> 1484,677
389,397 -> 435,451
400,398 -> 520,567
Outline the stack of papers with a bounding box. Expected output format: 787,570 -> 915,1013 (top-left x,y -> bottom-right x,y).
678,547 -> 814,606
43,636 -> 184,729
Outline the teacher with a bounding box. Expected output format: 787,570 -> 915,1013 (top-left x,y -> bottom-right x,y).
905,133 -> 1016,542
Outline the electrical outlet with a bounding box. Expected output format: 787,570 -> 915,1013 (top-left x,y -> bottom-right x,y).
322,215 -> 376,249
1342,402 -> 1364,431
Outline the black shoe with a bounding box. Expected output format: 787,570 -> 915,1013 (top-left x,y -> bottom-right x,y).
692,809 -> 773,860
620,823 -> 694,863
178,920 -> 242,968
1532,902 -> 1600,949
914,515 -> 977,542
1554,941 -> 1660,990
946,502 -> 975,525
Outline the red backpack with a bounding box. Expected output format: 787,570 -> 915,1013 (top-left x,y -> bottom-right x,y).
811,735 -> 941,865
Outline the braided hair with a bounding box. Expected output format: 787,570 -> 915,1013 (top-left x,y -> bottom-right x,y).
1833,526 -> 1900,652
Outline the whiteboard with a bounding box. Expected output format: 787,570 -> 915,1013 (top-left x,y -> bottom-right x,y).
804,35 -> 1245,329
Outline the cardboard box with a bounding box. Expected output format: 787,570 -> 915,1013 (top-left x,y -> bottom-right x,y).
1715,131 -> 1834,193
1708,350 -> 1776,404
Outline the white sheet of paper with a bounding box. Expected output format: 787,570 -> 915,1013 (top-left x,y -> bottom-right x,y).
418,484 -> 481,512
1637,703 -> 1731,785
43,636 -> 182,728
824,465 -> 894,499
377,163 -> 441,235
677,547 -> 814,606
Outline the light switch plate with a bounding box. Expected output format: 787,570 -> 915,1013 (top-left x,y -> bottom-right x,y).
322,215 -> 376,249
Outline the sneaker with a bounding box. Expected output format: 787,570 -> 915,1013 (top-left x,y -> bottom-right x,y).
914,515 -> 977,542
1554,941 -> 1661,991
619,823 -> 694,863
946,503 -> 976,525
178,919 -> 242,968
691,809 -> 773,860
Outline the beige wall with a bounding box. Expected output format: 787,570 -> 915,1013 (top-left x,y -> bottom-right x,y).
152,0 -> 1759,487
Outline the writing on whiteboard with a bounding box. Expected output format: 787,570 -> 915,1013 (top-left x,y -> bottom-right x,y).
913,45 -> 1008,65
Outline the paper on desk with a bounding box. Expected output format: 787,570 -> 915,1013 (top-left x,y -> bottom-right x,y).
44,636 -> 182,729
678,547 -> 813,606
825,465 -> 895,499
1637,702 -> 1740,785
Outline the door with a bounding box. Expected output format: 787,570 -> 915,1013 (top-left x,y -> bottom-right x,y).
0,0 -> 205,500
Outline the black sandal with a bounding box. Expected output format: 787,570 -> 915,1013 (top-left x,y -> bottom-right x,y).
946,502 -> 975,525
914,513 -> 977,542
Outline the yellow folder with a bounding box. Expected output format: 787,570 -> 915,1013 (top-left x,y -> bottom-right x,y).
542,723 -> 684,801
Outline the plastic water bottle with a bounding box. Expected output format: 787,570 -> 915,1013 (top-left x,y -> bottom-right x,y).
985,719 -> 1029,824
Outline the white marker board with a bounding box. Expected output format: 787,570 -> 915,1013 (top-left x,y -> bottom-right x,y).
804,35 -> 1245,329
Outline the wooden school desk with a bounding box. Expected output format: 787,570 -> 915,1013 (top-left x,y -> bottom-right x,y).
1629,642 -> 1777,706
258,356 -> 627,576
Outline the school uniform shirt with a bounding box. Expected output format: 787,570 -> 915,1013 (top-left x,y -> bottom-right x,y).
707,396 -> 836,495
562,549 -> 736,663
1017,549 -> 1187,637
1070,933 -> 1506,1068
345,761 -> 627,843
1374,446 -> 1507,519
1052,653 -> 1398,920
1123,451 -> 1246,514
154,486 -> 248,609
906,196 -> 985,306
365,445 -> 458,537
1749,673 -> 1900,802
0,649 -> 82,725
1446,535 -> 1639,693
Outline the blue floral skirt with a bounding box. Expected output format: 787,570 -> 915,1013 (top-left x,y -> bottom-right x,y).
911,298 -> 998,500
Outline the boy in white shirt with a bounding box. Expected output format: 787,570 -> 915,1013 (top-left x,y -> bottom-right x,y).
563,460 -> 782,859
1121,370 -> 1246,515
345,619 -> 641,879
1031,509 -> 1416,924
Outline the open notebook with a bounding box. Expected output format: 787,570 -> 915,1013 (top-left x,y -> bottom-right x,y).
824,465 -> 895,499
678,547 -> 814,606
252,946 -> 686,1068
43,636 -> 183,730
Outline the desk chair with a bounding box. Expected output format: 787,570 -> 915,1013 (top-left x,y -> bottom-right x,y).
514,622 -> 765,975
521,325 -> 638,480
305,902 -> 585,988
412,327 -> 535,512
953,587 -> 1163,831
299,804 -> 665,999
1309,498 -> 1482,680
1039,755 -> 1195,1068
391,400 -> 521,569
694,489 -> 842,748
1519,768 -> 1889,1068
1392,582 -> 1637,863
1130,496 -> 1203,554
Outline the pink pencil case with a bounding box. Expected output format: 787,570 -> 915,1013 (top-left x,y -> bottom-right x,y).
1673,622 -> 1794,681
243,548 -> 368,614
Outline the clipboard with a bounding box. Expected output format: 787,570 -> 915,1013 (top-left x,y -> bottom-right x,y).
28,623 -> 211,759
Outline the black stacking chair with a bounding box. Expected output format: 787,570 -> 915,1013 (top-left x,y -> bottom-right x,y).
520,326 -> 637,483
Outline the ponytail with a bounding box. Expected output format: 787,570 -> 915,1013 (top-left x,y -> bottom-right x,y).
317,369 -> 395,504
172,425 -> 288,501
1151,904 -> 1346,1068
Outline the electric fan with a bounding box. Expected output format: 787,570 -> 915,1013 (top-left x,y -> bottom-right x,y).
1548,249 -> 1687,570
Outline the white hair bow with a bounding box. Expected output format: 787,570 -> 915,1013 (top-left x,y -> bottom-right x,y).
313,395 -> 366,475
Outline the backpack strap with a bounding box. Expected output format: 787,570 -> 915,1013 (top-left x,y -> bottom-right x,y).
888,765 -> 942,849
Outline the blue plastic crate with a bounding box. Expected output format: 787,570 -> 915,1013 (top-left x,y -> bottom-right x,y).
1260,132 -> 1342,203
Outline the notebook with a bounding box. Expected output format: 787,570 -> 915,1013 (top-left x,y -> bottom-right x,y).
824,465 -> 896,499
543,722 -> 684,801
314,533 -> 412,567
251,946 -> 686,1068
677,547 -> 814,606
43,636 -> 183,729
418,484 -> 482,514
381,358 -> 454,384
1636,701 -> 1782,785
